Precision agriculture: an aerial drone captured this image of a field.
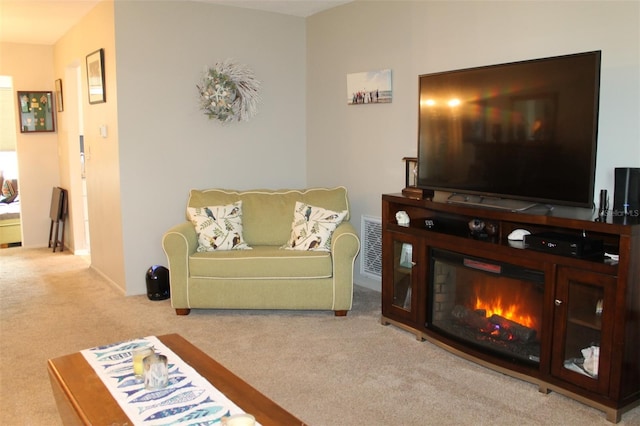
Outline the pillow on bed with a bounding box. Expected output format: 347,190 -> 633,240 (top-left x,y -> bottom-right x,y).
0,179 -> 17,203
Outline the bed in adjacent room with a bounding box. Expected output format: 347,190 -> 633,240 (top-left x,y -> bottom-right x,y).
0,178 -> 21,247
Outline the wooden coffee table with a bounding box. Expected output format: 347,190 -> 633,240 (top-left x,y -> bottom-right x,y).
47,333 -> 306,425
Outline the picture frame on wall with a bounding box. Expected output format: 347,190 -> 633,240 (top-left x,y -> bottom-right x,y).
17,91 -> 56,133
347,68 -> 392,105
86,48 -> 105,104
55,79 -> 63,112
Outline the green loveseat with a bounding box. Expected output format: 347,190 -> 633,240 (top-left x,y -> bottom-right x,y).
162,187 -> 360,316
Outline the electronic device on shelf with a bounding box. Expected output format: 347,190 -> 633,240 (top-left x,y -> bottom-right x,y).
508,228 -> 531,241
416,51 -> 601,210
523,231 -> 604,259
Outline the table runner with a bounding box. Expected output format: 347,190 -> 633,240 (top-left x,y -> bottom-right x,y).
81,336 -> 259,425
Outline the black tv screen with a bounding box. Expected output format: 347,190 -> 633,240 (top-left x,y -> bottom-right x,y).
417,51 -> 601,209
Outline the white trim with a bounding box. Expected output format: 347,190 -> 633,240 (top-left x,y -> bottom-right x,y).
190,275 -> 332,280
188,187 -> 351,221
330,230 -> 360,310
89,265 -> 125,296
190,254 -> 330,261
162,230 -> 192,309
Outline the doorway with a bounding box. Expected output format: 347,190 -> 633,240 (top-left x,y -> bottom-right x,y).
65,63 -> 91,254
0,76 -> 22,247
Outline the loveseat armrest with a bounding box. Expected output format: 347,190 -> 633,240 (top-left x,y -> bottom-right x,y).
162,222 -> 198,310
330,221 -> 361,313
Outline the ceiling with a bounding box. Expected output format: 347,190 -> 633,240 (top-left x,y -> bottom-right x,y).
0,0 -> 352,45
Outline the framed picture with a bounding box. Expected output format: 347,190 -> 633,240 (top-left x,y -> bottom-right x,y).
55,79 -> 63,112
399,243 -> 413,268
347,68 -> 392,105
17,91 -> 56,133
86,48 -> 105,104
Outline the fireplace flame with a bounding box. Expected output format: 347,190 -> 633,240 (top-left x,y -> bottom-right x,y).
474,296 -> 535,329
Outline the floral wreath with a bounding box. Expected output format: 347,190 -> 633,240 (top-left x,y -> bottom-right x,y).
197,59 -> 260,123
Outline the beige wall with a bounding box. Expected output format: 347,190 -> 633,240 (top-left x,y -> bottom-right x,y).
4,1 -> 639,296
0,43 -> 60,248
113,1 -> 307,295
307,1 -> 640,290
5,1 -> 307,296
54,0 -> 125,291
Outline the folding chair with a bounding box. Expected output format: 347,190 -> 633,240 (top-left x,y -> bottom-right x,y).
48,187 -> 67,252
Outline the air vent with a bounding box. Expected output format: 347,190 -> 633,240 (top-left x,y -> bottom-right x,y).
361,215 -> 382,279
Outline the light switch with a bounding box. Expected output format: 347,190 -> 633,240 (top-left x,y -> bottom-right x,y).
99,125 -> 108,138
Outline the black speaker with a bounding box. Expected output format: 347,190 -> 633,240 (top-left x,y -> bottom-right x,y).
145,265 -> 170,301
613,168 -> 640,216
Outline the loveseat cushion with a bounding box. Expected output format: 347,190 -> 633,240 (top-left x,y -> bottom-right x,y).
189,246 -> 332,279
187,187 -> 350,246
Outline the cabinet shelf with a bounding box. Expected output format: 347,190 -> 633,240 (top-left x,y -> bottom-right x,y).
568,316 -> 602,331
568,306 -> 603,331
386,215 -> 618,275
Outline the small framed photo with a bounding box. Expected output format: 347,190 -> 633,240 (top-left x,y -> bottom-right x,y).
86,48 -> 106,104
347,69 -> 392,105
399,243 -> 413,268
55,79 -> 63,112
17,91 -> 56,133
403,157 -> 418,188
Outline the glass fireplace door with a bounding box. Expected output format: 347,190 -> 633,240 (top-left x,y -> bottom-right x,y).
551,267 -> 615,394
429,249 -> 544,365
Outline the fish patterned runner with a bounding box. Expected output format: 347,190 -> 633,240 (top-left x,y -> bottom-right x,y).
81,336 -> 258,425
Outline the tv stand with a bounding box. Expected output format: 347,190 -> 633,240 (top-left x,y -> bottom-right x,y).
381,193 -> 640,422
446,193 -> 553,213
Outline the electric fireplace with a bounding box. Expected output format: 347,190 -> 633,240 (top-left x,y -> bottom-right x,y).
428,249 -> 545,365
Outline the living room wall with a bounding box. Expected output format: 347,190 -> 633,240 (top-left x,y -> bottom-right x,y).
3,1 -> 307,296
6,1 -> 639,298
307,1 -> 640,290
0,43 -> 60,248
54,0 -> 126,291
114,2 -> 307,294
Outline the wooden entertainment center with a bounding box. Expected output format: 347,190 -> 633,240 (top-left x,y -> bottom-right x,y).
381,193 -> 639,422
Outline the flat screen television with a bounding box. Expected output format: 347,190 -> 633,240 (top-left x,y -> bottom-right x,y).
417,51 -> 601,210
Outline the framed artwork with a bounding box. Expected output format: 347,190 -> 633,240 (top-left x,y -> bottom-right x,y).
347,69 -> 392,105
399,243 -> 413,268
17,91 -> 56,133
55,79 -> 63,112
403,157 -> 418,188
86,48 -> 106,104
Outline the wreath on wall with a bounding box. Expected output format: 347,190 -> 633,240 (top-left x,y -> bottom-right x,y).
197,59 -> 260,123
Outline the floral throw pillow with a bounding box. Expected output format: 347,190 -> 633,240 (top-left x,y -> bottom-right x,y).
283,202 -> 347,251
187,201 -> 251,252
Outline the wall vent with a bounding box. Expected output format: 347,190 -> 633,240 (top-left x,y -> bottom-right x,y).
360,215 -> 382,279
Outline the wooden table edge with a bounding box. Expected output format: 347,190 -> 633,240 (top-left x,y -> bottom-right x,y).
47,355 -> 133,425
47,333 -> 306,426
157,334 -> 306,426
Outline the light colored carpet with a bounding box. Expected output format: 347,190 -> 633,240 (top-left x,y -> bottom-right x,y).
1,247 -> 639,425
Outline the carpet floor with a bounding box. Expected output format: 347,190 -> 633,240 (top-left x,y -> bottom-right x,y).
1,247 -> 639,425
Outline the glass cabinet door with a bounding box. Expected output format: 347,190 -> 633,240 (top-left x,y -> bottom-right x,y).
392,240 -> 414,311
552,267 -> 615,394
382,232 -> 423,325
